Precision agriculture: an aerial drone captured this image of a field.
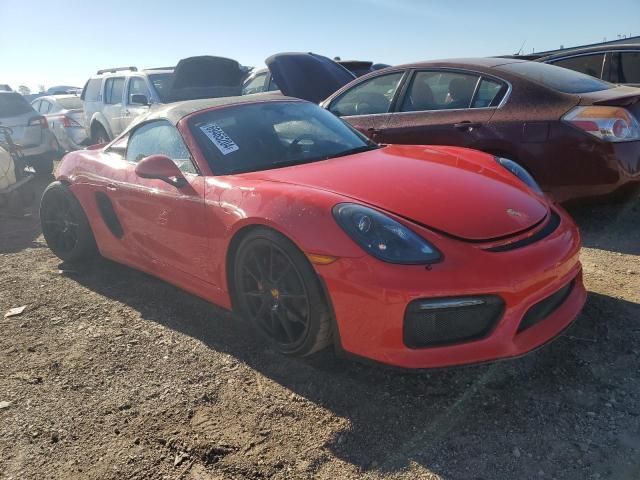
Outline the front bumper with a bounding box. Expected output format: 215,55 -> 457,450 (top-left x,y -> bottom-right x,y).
315,207 -> 585,368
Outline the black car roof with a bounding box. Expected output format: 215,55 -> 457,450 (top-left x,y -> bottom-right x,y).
536,43 -> 640,61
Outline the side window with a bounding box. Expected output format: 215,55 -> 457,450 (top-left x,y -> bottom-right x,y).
472,78 -> 506,108
104,77 -> 125,104
329,72 -> 404,116
550,54 -> 605,79
610,51 -> 640,84
32,100 -> 41,112
401,71 -> 480,112
267,76 -> 279,92
127,77 -> 150,103
126,121 -> 196,174
242,72 -> 268,95
81,78 -> 102,102
40,101 -> 52,114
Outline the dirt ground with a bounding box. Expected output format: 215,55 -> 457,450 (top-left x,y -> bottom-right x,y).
0,175 -> 638,480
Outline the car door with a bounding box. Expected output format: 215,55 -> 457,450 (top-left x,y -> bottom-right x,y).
379,70 -> 505,148
108,120 -> 209,282
122,77 -> 151,130
326,71 -> 406,141
102,76 -> 126,137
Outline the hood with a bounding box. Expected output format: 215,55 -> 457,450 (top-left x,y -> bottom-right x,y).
265,52 -> 356,104
247,145 -> 549,242
168,56 -> 243,102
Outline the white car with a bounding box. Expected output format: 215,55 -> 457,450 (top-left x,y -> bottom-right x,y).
32,95 -> 87,152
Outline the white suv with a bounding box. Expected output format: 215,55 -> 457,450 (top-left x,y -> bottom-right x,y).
81,56 -> 246,144
80,66 -> 174,144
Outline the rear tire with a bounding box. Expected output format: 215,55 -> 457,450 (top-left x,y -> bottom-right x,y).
232,228 -> 332,356
40,181 -> 97,263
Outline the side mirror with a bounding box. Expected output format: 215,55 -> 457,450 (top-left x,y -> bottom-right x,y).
134,154 -> 186,188
130,94 -> 149,106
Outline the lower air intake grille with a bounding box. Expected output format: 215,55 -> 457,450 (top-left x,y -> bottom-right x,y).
518,280 -> 574,333
403,296 -> 504,348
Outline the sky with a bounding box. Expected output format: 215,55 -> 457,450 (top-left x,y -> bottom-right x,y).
0,0 -> 638,92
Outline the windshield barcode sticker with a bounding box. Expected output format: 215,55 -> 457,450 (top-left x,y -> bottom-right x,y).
199,123 -> 239,155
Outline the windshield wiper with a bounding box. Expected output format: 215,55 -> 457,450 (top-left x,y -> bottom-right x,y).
324,144 -> 380,160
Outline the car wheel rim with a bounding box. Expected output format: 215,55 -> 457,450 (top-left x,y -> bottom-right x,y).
238,241 -> 311,348
42,194 -> 79,254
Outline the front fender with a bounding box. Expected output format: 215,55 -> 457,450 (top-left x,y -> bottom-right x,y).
221,180 -> 365,259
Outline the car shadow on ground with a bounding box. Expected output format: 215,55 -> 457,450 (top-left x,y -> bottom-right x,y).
0,174 -> 51,254
64,254 -> 640,479
566,194 -> 640,256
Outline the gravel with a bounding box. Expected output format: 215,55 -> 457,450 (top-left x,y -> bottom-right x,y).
0,176 -> 638,480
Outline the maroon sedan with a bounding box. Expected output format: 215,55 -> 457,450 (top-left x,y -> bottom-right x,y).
267,55 -> 640,203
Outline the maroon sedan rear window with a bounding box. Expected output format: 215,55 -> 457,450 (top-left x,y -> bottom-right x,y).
497,61 -> 612,94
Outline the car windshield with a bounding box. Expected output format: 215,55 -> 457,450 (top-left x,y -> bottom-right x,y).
0,92 -> 34,118
496,61 -> 613,93
56,97 -> 83,109
149,73 -> 174,101
189,101 -> 377,175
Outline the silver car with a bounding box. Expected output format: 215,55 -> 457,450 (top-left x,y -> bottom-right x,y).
32,95 -> 88,151
0,91 -> 58,174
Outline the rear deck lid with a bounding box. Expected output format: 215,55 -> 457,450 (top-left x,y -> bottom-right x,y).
579,85 -> 640,107
266,52 -> 356,104
168,56 -> 244,102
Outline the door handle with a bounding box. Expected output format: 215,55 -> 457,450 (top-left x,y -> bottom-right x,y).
107,183 -> 117,191
454,121 -> 482,131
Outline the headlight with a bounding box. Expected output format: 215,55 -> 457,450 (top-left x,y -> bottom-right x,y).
495,157 -> 542,194
332,203 -> 442,264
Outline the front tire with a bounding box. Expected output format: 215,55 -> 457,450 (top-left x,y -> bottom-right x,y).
233,228 -> 332,356
40,181 -> 97,262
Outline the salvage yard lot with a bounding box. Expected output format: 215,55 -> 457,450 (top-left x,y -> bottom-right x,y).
0,176 -> 639,480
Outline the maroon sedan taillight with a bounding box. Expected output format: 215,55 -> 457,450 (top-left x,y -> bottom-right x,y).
563,106 -> 640,142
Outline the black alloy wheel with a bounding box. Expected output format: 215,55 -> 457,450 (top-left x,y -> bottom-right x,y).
233,228 -> 331,356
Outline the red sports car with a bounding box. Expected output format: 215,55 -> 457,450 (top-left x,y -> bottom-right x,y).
40,94 -> 586,368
